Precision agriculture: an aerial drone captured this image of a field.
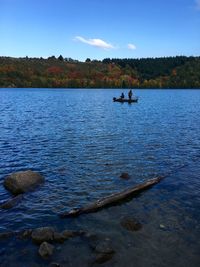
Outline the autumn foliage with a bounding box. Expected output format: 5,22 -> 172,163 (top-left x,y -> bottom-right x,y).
0,56 -> 200,88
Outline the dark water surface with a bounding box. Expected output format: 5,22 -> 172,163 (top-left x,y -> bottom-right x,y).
0,88 -> 200,266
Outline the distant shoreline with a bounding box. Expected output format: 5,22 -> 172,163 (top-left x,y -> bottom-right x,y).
1,56 -> 200,89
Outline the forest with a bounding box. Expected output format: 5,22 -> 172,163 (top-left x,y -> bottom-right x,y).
0,55 -> 200,88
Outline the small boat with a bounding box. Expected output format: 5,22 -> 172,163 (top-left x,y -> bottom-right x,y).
113,97 -> 138,103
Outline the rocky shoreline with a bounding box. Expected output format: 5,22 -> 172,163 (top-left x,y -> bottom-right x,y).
0,215 -> 143,266
0,170 -> 145,266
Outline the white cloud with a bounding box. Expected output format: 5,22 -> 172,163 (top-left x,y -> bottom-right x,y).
74,36 -> 115,49
195,0 -> 200,9
127,43 -> 136,50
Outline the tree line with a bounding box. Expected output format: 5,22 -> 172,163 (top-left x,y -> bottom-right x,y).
0,55 -> 200,88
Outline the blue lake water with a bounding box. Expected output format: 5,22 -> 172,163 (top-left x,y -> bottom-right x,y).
0,88 -> 200,266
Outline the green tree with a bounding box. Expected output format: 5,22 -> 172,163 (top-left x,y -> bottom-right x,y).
58,55 -> 64,61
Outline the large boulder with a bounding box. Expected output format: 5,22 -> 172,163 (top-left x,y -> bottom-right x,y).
3,170 -> 45,195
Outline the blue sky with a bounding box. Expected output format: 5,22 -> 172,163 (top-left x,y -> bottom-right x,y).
0,0 -> 200,61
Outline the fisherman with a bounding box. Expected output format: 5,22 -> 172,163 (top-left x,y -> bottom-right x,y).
128,89 -> 133,100
120,92 -> 125,99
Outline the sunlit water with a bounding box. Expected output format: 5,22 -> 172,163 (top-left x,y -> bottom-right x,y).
0,88 -> 200,266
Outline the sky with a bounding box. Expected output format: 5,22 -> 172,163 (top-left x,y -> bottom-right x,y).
0,0 -> 200,61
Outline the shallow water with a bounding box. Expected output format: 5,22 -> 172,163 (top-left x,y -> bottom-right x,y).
0,88 -> 200,266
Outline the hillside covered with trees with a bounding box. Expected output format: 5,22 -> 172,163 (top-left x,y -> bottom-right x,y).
0,56 -> 200,88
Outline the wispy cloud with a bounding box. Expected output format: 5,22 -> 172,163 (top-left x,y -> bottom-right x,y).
127,43 -> 136,50
74,36 -> 115,49
195,0 -> 200,9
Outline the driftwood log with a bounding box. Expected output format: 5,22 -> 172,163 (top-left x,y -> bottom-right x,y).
60,176 -> 165,218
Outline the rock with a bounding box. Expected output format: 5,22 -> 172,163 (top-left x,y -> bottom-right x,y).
89,237 -> 115,265
49,263 -> 60,267
0,194 -> 23,209
94,252 -> 114,264
38,242 -> 54,259
61,230 -> 75,239
84,232 -> 99,250
61,229 -> 82,239
120,217 -> 142,231
94,240 -> 114,254
4,170 -> 44,195
32,227 -> 82,244
32,227 -> 55,244
0,231 -> 14,240
159,224 -> 166,229
120,172 -> 130,179
18,229 -> 33,239
53,229 -> 83,243
53,232 -> 66,243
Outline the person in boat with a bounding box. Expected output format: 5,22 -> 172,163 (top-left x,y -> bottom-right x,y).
128,89 -> 133,100
120,92 -> 125,99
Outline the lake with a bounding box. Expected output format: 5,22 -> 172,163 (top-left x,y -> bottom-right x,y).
0,88 -> 200,266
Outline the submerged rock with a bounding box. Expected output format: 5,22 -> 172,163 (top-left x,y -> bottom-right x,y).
38,241 -> 54,258
94,240 -> 114,254
53,229 -> 84,243
49,263 -> 60,267
4,170 -> 44,195
120,217 -> 142,231
53,232 -> 67,243
30,226 -> 83,244
120,172 -> 130,179
94,252 -> 115,264
18,229 -> 33,239
32,227 -> 55,244
0,231 -> 14,240
91,238 -> 115,264
0,194 -> 23,209
84,232 -> 99,250
61,229 -> 84,239
61,230 -> 76,239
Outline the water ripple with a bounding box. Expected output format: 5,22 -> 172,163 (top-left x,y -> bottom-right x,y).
0,89 -> 200,266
